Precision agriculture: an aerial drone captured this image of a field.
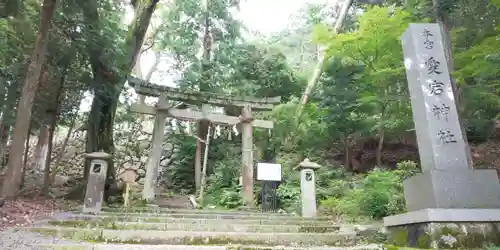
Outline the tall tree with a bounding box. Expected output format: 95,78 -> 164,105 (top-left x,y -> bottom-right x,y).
316,7 -> 414,167
158,0 -> 242,192
1,0 -> 57,198
78,0 -> 159,198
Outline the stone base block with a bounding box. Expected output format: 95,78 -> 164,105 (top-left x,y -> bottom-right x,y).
384,209 -> 500,248
403,169 -> 500,211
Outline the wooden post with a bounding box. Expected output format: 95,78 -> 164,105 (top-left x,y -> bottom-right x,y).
123,168 -> 137,208
124,182 -> 131,207
198,125 -> 212,207
195,137 -> 202,192
142,95 -> 168,202
195,105 -> 212,193
241,105 -> 254,207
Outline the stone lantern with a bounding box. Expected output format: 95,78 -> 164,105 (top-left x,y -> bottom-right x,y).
83,152 -> 111,214
295,158 -> 321,218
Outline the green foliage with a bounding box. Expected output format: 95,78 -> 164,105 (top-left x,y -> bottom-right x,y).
276,183 -> 301,212
203,157 -> 242,209
216,187 -> 243,209
1,0 -> 500,221
223,44 -> 303,101
319,161 -> 420,220
161,134 -> 197,193
311,7 -> 416,150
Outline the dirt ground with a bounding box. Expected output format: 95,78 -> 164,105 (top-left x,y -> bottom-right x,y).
0,197 -> 72,230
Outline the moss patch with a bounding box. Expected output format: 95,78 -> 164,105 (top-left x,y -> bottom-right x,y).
226,247 -> 284,250
388,228 -> 408,246
31,227 -> 358,247
48,220 -> 119,230
72,215 -> 332,226
48,219 -> 338,232
89,235 -> 355,246
45,246 -> 88,250
31,227 -> 102,241
298,226 -> 339,233
388,222 -> 500,249
383,244 -> 430,250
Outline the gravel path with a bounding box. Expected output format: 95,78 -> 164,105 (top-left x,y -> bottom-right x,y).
0,211 -> 86,250
0,227 -> 84,250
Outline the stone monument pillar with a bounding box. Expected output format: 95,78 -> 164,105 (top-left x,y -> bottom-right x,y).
296,159 -> 321,218
384,23 -> 500,248
83,152 -> 111,214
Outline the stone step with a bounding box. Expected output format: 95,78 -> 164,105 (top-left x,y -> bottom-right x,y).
32,227 -> 360,247
47,220 -> 341,233
39,243 -> 382,250
80,212 -> 331,221
154,198 -> 193,209
64,215 -> 333,226
100,207 -> 293,217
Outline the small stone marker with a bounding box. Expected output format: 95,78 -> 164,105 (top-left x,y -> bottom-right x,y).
122,168 -> 138,208
83,152 -> 111,214
296,159 -> 321,218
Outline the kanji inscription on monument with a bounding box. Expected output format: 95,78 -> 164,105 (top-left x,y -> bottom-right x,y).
401,23 -> 468,171
383,23 -> 500,233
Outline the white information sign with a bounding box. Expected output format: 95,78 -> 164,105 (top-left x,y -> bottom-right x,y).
257,163 -> 282,181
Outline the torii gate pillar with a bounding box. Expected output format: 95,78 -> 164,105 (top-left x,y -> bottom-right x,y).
240,105 -> 254,207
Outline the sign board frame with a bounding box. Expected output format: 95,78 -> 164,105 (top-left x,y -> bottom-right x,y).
257,163 -> 282,181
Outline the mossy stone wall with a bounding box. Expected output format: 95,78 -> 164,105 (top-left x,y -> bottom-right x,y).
387,222 -> 500,249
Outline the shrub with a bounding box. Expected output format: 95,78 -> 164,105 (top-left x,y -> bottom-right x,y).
318,161 -> 420,220
203,158 -> 242,209
217,187 -> 242,208
276,183 -> 301,212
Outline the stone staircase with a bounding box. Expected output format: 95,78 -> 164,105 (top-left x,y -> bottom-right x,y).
154,194 -> 194,209
31,207 -> 382,249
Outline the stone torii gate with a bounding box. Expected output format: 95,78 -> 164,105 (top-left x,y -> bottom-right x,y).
128,76 -> 280,206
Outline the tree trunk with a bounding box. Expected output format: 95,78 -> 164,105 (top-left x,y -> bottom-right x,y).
42,117 -> 55,196
344,135 -> 351,169
0,76 -> 6,122
0,82 -> 20,165
295,0 -> 353,127
31,66 -> 51,173
20,125 -> 31,188
0,0 -> 21,18
0,122 -> 9,166
79,0 -> 159,201
0,0 -> 57,198
84,84 -> 119,201
32,125 -> 50,172
375,104 -> 386,167
195,0 -> 213,192
50,115 -> 76,184
42,64 -> 66,196
376,127 -> 385,167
